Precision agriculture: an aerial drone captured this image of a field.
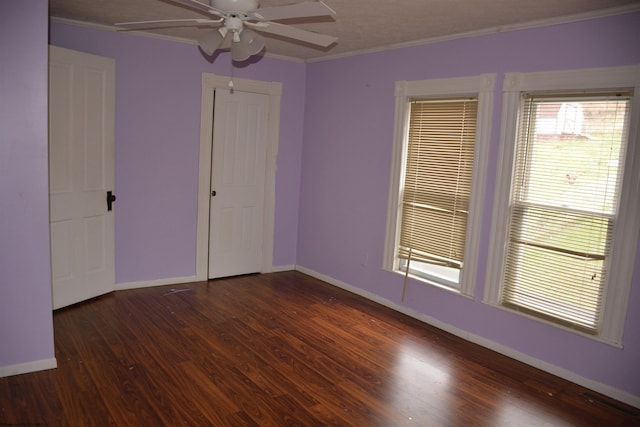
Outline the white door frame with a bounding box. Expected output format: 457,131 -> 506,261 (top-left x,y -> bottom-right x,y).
196,73 -> 282,281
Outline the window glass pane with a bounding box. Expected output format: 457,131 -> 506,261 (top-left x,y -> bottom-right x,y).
514,97 -> 627,213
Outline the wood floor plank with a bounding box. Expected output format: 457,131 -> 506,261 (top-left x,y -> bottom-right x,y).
1,271 -> 638,426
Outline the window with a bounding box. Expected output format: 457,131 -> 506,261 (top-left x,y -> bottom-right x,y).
506,93 -> 629,332
385,75 -> 495,297
485,66 -> 640,346
399,98 -> 477,287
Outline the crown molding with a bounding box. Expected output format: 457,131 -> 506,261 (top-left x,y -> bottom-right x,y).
50,16 -> 198,45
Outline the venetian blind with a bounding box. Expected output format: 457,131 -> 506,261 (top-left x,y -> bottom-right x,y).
399,98 -> 478,270
502,93 -> 631,333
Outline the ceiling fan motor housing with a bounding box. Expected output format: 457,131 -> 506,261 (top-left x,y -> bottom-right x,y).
210,0 -> 259,12
224,16 -> 244,33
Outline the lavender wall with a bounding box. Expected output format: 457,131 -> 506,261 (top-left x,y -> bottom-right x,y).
299,13 -> 640,399
0,1 -> 55,369
50,22 -> 306,282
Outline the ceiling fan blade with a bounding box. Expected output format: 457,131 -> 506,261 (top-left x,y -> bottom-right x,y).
249,1 -> 335,21
115,18 -> 222,29
252,21 -> 337,47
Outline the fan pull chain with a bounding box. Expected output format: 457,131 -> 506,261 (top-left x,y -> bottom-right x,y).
228,57 -> 235,92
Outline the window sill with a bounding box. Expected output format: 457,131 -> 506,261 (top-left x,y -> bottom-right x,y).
388,268 -> 474,300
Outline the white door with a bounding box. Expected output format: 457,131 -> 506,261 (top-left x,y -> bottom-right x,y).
49,46 -> 115,309
208,89 -> 269,279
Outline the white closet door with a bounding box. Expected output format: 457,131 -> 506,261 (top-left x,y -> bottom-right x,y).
208,89 -> 269,279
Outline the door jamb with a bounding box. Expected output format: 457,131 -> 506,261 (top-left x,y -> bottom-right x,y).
196,73 -> 282,281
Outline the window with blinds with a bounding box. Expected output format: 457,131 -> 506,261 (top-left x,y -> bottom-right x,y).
398,98 -> 478,287
502,93 -> 631,333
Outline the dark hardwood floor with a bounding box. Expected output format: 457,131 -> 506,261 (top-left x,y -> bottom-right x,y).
1,271 -> 638,426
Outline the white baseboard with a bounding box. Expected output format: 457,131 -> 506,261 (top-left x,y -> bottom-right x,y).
0,357 -> 57,378
115,275 -> 198,291
117,267 -> 297,291
271,264 -> 295,273
295,265 -> 640,409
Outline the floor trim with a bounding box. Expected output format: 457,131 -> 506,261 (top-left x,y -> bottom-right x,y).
0,358 -> 57,378
116,275 -> 198,291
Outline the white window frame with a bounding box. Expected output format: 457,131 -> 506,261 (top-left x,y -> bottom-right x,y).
484,65 -> 640,346
384,74 -> 496,297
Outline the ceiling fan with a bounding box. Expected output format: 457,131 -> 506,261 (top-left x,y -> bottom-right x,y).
115,0 -> 338,61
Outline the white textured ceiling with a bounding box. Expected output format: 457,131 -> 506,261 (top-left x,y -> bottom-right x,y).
49,0 -> 640,61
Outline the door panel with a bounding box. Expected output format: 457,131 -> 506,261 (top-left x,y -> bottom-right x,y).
49,46 -> 115,309
208,89 -> 269,279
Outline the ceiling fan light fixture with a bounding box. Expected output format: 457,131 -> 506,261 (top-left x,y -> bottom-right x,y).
198,27 -> 228,56
231,40 -> 251,62
239,28 -> 265,55
231,28 -> 265,61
